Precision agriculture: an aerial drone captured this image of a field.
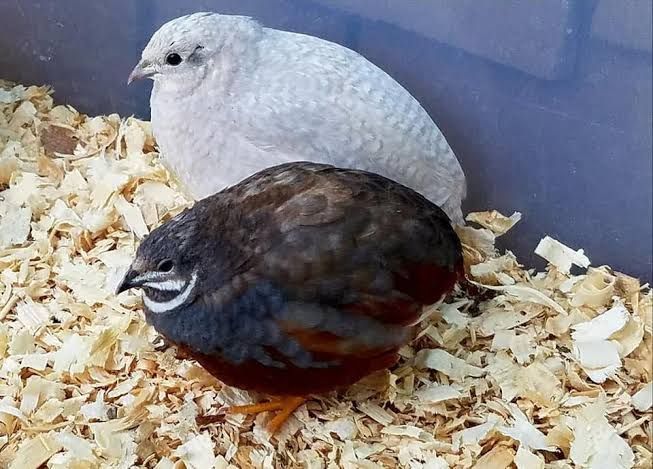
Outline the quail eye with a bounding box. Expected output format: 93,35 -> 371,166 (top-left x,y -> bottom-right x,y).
157,259 -> 174,272
165,53 -> 182,66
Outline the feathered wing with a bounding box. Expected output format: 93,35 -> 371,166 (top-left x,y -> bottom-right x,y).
219,163 -> 464,364
232,32 -> 466,221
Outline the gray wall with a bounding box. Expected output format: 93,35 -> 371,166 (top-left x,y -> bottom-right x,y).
1,0 -> 651,280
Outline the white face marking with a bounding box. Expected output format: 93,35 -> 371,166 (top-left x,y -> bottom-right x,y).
132,271 -> 185,292
132,271 -> 169,283
143,278 -> 185,292
143,270 -> 199,314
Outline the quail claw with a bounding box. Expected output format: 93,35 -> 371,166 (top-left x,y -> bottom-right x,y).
228,396 -> 307,435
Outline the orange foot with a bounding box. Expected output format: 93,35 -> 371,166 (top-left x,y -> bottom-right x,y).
228,396 -> 307,434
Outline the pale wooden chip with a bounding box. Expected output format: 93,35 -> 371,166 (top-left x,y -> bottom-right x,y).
570,268 -> 616,308
9,433 -> 62,469
535,236 -> 591,274
357,402 -> 394,426
55,431 -> 96,461
414,349 -> 485,381
514,446 -> 545,469
455,225 -> 497,257
572,304 -> 630,342
571,304 -> 642,383
569,400 -> 635,468
324,417 -> 358,440
414,383 -> 462,404
453,416 -> 501,448
498,403 -> 555,451
173,433 -> 216,469
0,206 -> 31,248
487,352 -> 562,406
631,381 -> 652,412
471,446 -> 514,469
470,280 -> 567,315
114,195 -> 149,239
466,210 -> 522,235
573,340 -> 621,383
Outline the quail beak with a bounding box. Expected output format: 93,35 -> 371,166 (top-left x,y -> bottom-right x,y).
116,268 -> 143,294
127,60 -> 156,84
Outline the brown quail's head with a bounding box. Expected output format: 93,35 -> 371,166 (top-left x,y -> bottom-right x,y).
116,206 -> 207,313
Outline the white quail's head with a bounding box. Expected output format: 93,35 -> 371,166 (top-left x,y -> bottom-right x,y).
128,12 -> 261,88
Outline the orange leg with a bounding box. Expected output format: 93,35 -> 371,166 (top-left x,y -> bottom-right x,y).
228,396 -> 307,434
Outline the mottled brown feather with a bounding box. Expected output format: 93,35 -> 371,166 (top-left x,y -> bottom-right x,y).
132,162 -> 464,396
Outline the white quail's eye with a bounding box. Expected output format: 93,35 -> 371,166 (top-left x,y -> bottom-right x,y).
157,259 -> 174,272
165,53 -> 182,66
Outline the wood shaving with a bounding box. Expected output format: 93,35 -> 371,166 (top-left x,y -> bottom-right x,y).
465,210 -> 522,236
0,80 -> 650,468
514,446 -> 544,469
569,399 -> 635,468
572,303 -> 645,384
535,235 -> 591,274
632,382 -> 652,412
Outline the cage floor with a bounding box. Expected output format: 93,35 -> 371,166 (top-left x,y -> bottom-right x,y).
0,81 -> 650,468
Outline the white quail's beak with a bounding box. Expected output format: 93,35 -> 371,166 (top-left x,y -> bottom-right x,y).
128,60 -> 157,84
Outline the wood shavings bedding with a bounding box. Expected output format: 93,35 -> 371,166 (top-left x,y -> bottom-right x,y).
0,80 -> 650,468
